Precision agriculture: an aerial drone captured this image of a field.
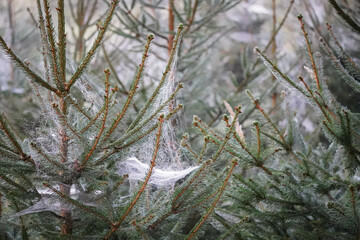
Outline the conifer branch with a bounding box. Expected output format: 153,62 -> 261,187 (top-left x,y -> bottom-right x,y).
262,148 -> 281,162
112,174 -> 129,191
186,159 -> 238,240
67,98 -> 92,120
194,116 -> 223,141
97,104 -> 183,165
326,23 -> 359,70
30,142 -> 64,169
127,24 -> 184,131
254,122 -> 261,157
44,183 -> 112,224
172,161 -> 210,206
233,131 -> 273,175
298,14 -> 322,91
150,160 -> 211,230
78,69 -> 111,170
0,174 -> 29,193
168,0 -> 175,55
181,188 -> 221,212
52,103 -> 82,139
104,34 -> 154,140
0,35 -> 61,95
197,136 -> 209,164
254,48 -> 308,96
102,45 -> 128,94
37,0 -> 52,86
57,0 -> 67,86
79,85 -> 117,135
43,0 -> 64,92
0,147 -> 23,161
320,37 -> 350,77
247,91 -> 286,145
131,220 -> 150,240
234,174 -> 266,199
326,202 -> 346,216
66,0 -> 119,90
298,76 -> 331,122
181,136 -> 199,159
328,0 -> 360,35
103,116 -> 165,239
0,141 -> 17,154
211,106 -> 242,163
349,185 -> 359,229
183,0 -> 199,34
252,0 -> 294,70
192,119 -> 242,159
107,98 -> 183,149
117,83 -> 183,143
0,113 -> 28,160
80,107 -> 104,134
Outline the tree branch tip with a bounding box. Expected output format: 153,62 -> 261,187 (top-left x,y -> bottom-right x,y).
204,135 -> 211,141
235,105 -> 242,112
104,68 -> 111,75
182,133 -> 189,139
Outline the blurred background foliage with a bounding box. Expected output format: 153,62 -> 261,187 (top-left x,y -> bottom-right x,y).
0,0 -> 359,145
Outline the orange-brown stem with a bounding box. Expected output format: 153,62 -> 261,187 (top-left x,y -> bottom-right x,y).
103,117 -> 164,239
58,97 -> 72,235
173,161 -> 209,204
298,76 -> 330,122
52,103 -> 81,139
168,0 -> 175,55
184,0 -> 198,34
104,35 -> 154,140
186,160 -> 238,239
298,15 -> 321,91
255,123 -> 261,157
79,70 -> 111,170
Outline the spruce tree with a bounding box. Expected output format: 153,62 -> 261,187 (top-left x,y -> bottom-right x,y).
0,0 -> 359,239
189,1 -> 360,239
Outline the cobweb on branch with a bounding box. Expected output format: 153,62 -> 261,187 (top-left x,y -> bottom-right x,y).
118,157 -> 198,187
118,49 -> 199,189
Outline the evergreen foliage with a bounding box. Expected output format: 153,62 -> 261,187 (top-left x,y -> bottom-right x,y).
0,0 -> 359,239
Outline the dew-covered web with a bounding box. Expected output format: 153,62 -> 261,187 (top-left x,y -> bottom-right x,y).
118,50 -> 199,189
11,57 -> 105,217
11,50 -> 198,219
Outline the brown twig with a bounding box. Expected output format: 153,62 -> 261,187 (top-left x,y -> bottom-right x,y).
186,159 -> 238,239
103,116 -> 165,239
298,15 -> 321,91
78,69 -> 111,170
